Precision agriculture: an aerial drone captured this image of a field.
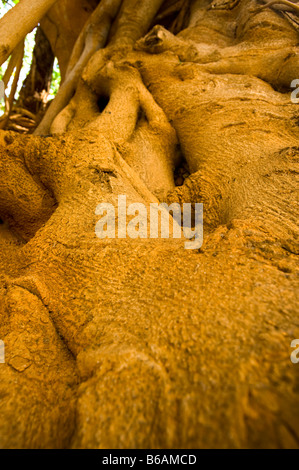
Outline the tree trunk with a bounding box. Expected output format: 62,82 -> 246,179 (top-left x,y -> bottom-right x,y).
0,0 -> 298,449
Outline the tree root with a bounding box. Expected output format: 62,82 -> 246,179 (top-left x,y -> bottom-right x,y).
251,0 -> 299,14
0,41 -> 24,130
35,0 -> 165,136
35,0 -> 123,136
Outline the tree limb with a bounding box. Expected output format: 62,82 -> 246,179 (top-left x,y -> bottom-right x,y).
0,0 -> 58,67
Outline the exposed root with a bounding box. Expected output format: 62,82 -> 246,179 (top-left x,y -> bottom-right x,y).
65,0 -> 123,78
155,0 -> 185,22
169,0 -> 191,33
35,0 -> 123,136
251,0 -> 299,14
36,0 -> 165,136
109,0 -> 165,46
0,41 -> 24,129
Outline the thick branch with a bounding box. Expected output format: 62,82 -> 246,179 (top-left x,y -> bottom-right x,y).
109,0 -> 165,46
0,0 -> 58,66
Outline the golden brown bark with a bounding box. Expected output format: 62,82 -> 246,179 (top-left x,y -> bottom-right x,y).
0,0 -> 298,449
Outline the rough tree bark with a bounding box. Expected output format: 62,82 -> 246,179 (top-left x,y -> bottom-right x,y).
0,0 -> 298,449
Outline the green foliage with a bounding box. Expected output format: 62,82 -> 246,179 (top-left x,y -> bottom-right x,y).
1,0 -> 19,10
49,59 -> 61,98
